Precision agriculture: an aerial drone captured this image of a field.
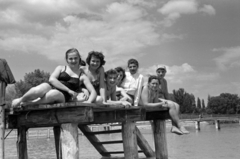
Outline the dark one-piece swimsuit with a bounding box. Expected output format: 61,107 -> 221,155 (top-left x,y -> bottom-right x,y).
50,66 -> 82,102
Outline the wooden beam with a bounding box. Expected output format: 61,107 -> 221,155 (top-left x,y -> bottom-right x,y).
153,120 -> 168,159
53,126 -> 62,159
61,123 -> 79,159
0,81 -> 6,159
17,126 -> 28,159
8,107 -> 93,128
136,126 -> 155,157
93,108 -> 145,124
78,125 -> 110,157
122,121 -> 138,159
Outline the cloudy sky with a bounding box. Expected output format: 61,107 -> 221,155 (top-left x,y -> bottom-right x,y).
1,0 -> 240,102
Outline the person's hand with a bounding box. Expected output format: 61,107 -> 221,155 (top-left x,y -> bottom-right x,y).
82,88 -> 89,100
68,90 -> 78,100
121,101 -> 132,107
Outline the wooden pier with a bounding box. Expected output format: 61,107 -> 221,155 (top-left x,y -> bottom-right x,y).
1,83 -> 171,159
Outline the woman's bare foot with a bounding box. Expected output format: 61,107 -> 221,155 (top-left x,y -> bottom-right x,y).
171,126 -> 183,135
180,126 -> 190,134
11,98 -> 22,108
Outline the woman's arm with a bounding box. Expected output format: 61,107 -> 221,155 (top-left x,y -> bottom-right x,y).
81,74 -> 97,103
49,66 -> 77,98
141,86 -> 164,107
119,89 -> 133,104
98,67 -> 107,102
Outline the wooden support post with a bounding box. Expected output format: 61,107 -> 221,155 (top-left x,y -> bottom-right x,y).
61,123 -> 79,159
53,126 -> 62,159
195,121 -> 200,130
153,120 -> 168,159
136,126 -> 155,157
17,126 -> 28,159
122,121 -> 138,159
215,120 -> 220,130
47,128 -> 50,139
0,81 -> 6,159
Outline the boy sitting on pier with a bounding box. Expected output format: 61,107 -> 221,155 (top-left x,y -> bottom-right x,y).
120,59 -> 144,106
105,69 -> 131,106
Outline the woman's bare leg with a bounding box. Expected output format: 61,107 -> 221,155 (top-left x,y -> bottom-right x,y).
162,100 -> 189,134
24,89 -> 65,105
12,83 -> 52,107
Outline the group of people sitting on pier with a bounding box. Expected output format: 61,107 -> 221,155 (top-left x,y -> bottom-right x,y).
11,48 -> 189,135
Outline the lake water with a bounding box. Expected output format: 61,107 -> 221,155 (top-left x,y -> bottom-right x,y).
4,122 -> 240,159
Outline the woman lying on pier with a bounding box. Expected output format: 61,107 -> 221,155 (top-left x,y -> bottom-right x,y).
12,48 -> 97,107
80,51 -> 106,104
104,69 -> 131,106
140,75 -> 189,135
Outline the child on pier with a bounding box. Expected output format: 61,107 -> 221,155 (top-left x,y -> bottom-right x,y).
140,75 -> 189,135
11,48 -> 97,107
105,69 -> 131,106
155,65 -> 189,134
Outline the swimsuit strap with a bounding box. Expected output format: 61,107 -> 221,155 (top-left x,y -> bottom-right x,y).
78,69 -> 82,78
64,66 -> 67,72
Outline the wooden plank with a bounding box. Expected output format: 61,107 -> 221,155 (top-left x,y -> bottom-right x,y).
8,107 -> 93,128
12,102 -> 134,112
53,126 -> 62,159
61,123 -> 79,159
104,150 -> 144,155
93,109 -> 145,124
0,81 -> 6,159
87,129 -> 122,135
122,121 -> 138,159
17,126 -> 28,159
136,126 -> 155,157
153,120 -> 168,159
97,140 -> 123,144
78,125 -> 110,157
146,110 -> 170,120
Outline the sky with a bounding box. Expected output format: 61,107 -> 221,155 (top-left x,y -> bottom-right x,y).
1,0 -> 240,103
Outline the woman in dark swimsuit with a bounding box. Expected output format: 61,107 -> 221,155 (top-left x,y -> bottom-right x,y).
12,48 -> 97,107
81,51 -> 106,103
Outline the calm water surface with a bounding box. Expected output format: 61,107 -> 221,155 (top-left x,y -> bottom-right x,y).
4,123 -> 240,159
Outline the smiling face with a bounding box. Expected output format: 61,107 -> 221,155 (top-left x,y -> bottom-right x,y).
106,73 -> 118,87
89,55 -> 101,70
128,63 -> 138,75
66,52 -> 80,67
117,71 -> 124,83
148,79 -> 159,91
156,69 -> 166,79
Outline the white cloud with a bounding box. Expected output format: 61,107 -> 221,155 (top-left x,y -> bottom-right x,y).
213,46 -> 240,70
0,0 -> 160,63
158,0 -> 216,27
200,5 -> 216,15
141,63 -> 219,84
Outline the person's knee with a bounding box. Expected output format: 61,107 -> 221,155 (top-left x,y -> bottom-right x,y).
32,83 -> 51,95
46,90 -> 65,103
95,96 -> 103,104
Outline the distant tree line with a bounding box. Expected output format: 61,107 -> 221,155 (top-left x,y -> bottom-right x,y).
171,88 -> 240,114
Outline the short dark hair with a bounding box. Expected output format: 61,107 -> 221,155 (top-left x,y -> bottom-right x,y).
115,67 -> 126,82
127,58 -> 139,67
105,69 -> 118,79
148,75 -> 159,84
86,51 -> 106,67
65,48 -> 82,64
